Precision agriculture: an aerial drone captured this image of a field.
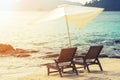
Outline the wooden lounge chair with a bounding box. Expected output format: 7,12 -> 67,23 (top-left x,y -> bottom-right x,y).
74,45 -> 103,72
46,47 -> 78,77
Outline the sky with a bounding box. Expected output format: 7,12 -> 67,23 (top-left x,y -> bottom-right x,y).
0,0 -> 92,11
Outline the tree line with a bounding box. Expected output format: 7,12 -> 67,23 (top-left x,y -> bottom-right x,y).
84,0 -> 120,11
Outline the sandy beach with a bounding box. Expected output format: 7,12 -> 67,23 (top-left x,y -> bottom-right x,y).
4,58 -> 119,80
0,0 -> 120,80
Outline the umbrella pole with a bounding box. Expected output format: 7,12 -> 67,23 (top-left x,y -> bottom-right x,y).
65,15 -> 72,47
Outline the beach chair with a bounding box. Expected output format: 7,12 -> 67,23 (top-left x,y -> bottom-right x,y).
74,45 -> 103,72
46,47 -> 78,77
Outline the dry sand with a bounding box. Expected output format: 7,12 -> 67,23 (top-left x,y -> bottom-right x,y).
6,58 -> 120,80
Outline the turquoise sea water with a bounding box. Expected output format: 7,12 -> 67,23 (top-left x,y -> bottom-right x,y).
0,11 -> 120,57
70,11 -> 120,57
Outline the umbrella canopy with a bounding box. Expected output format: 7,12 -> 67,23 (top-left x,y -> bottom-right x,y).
43,4 -> 104,29
37,4 -> 104,47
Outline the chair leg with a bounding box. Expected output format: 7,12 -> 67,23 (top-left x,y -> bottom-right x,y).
61,67 -> 64,73
84,63 -> 90,72
74,67 -> 78,75
72,68 -> 74,72
73,63 -> 78,75
83,59 -> 88,71
47,67 -> 50,75
86,65 -> 90,72
58,68 -> 62,77
84,62 -> 90,72
72,64 -> 75,72
97,59 -> 103,71
84,64 -> 86,70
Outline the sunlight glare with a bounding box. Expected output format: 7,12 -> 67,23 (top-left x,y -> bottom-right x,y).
0,0 -> 20,11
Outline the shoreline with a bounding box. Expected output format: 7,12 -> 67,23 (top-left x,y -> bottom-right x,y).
2,58 -> 120,80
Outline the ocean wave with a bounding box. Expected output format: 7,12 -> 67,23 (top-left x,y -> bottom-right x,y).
32,42 -> 49,46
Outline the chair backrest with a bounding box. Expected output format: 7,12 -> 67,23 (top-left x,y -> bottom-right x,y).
58,47 -> 77,63
85,46 -> 103,59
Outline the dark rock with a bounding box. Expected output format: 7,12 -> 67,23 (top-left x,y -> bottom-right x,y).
114,40 -> 120,44
99,54 -> 108,58
45,52 -> 53,54
108,56 -> 120,58
113,48 -> 120,51
44,54 -> 59,58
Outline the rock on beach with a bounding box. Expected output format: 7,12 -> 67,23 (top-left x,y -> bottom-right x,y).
0,43 -> 39,57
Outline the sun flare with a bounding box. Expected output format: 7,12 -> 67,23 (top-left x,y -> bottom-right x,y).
0,0 -> 20,11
